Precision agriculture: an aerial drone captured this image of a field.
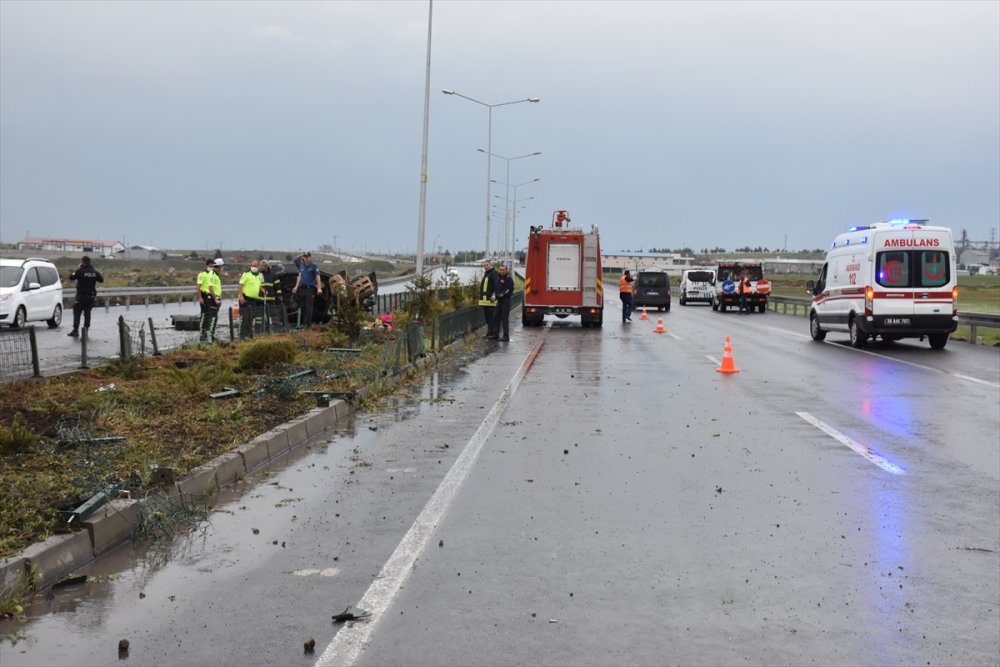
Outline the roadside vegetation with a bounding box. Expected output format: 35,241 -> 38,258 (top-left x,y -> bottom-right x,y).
0,275 -> 479,565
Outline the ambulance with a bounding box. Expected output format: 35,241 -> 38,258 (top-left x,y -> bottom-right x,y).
807,219 -> 958,349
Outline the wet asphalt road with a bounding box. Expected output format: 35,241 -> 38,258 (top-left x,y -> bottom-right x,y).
1,304 -> 998,666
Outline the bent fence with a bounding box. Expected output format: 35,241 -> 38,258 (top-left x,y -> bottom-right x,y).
1,291 -> 521,384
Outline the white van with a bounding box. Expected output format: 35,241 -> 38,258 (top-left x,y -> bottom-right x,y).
679,268 -> 716,305
0,257 -> 64,329
807,220 -> 957,349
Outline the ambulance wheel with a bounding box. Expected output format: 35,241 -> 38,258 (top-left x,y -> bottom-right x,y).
928,333 -> 948,350
809,313 -> 826,341
680,297 -> 686,306
849,317 -> 866,349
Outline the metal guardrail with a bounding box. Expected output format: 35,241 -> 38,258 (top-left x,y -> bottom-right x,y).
767,295 -> 999,344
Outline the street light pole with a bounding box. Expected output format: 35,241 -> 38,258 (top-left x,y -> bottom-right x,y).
492,177 -> 540,267
442,90 -> 539,259
481,150 -> 540,266
415,1 -> 433,276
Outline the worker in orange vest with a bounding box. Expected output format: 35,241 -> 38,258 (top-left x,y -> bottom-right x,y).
738,273 -> 751,314
619,270 -> 635,322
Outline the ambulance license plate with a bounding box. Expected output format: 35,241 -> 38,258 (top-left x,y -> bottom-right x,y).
885,317 -> 911,326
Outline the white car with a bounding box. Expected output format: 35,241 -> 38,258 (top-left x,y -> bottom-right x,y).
0,258 -> 64,329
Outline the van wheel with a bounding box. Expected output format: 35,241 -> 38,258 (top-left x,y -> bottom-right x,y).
47,304 -> 62,328
928,333 -> 948,350
665,303 -> 671,312
758,304 -> 766,313
11,306 -> 27,329
849,317 -> 866,349
809,313 -> 826,341
720,302 -> 727,313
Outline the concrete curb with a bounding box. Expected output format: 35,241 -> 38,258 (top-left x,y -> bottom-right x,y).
2,329 -> 472,603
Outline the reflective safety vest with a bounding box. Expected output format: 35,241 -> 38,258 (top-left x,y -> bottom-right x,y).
740,278 -> 751,294
478,273 -> 496,307
198,270 -> 220,298
240,271 -> 263,300
619,275 -> 633,294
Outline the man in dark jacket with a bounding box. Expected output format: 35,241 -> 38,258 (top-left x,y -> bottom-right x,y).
478,259 -> 500,339
67,256 -> 103,337
494,263 -> 515,342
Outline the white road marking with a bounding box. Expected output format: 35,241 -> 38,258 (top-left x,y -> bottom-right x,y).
796,411 -> 906,475
315,339 -> 545,667
705,355 -> 720,366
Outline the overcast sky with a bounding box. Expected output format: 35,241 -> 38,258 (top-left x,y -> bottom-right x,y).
1,0 -> 997,255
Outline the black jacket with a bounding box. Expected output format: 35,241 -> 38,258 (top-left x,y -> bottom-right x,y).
495,274 -> 515,302
480,267 -> 499,301
69,265 -> 103,298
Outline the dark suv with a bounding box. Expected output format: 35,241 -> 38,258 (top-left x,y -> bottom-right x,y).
633,270 -> 671,312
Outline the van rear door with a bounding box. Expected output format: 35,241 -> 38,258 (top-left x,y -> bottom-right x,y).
873,229 -> 953,325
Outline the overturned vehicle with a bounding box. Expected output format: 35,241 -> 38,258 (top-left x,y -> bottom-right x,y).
272,268 -> 379,326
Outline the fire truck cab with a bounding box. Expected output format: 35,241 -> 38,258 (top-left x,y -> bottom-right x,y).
522,210 -> 604,328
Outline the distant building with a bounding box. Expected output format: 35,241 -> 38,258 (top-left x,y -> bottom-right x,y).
18,236 -> 124,256
120,244 -> 167,260
602,251 -> 695,274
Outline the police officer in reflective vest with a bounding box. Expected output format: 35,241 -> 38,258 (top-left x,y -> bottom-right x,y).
238,259 -> 264,339
479,259 -> 500,339
198,258 -> 223,341
259,259 -> 283,329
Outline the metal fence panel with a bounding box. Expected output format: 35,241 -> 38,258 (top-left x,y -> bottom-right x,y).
0,327 -> 40,382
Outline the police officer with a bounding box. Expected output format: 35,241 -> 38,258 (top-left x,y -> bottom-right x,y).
292,251 -> 322,327
478,259 -> 500,339
237,259 -> 264,339
198,258 -> 224,341
67,256 -> 103,337
494,263 -> 515,342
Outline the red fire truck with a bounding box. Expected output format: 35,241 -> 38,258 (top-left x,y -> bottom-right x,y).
521,210 -> 604,328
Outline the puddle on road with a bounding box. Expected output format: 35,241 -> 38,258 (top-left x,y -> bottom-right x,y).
0,346 -> 481,654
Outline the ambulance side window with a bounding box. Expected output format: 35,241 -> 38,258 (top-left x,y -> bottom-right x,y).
814,264 -> 827,294
876,251 -> 910,288
917,251 -> 948,288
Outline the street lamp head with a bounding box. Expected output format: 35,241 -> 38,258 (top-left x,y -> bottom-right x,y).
442,89 -> 455,95
528,98 -> 541,103
531,152 -> 542,156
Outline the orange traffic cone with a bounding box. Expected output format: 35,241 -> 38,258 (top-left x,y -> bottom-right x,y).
715,336 -> 740,373
232,300 -> 240,318
640,306 -> 649,321
653,316 -> 667,334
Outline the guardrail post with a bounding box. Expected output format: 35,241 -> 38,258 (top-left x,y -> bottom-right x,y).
969,322 -> 977,344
